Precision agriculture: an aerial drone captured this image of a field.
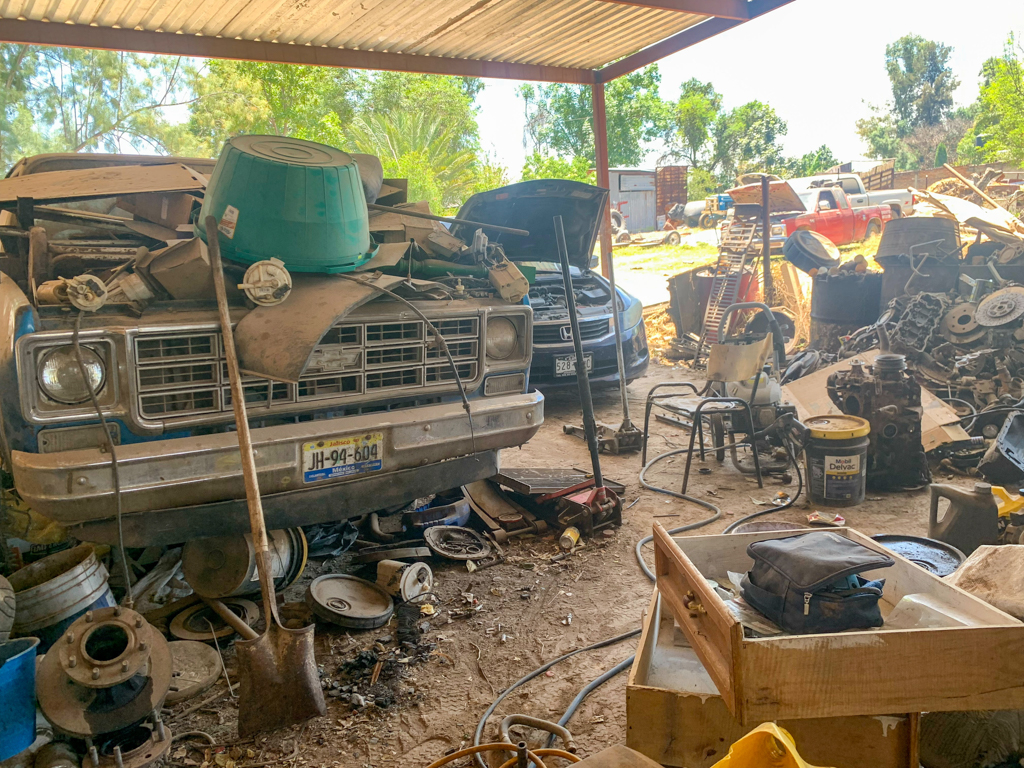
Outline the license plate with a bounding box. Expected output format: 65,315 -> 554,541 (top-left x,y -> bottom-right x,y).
302,433 -> 383,483
554,353 -> 594,376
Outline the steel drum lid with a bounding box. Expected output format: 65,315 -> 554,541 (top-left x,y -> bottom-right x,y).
306,575 -> 393,630
165,641 -> 221,704
871,534 -> 966,577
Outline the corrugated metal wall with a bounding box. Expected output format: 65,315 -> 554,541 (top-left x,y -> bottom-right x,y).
610,170 -> 656,233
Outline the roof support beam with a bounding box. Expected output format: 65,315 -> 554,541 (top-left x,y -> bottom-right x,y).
596,0 -> 795,82
0,19 -> 596,84
593,0 -> 748,20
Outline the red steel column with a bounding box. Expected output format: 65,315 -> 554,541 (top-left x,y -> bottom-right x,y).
592,82 -> 613,278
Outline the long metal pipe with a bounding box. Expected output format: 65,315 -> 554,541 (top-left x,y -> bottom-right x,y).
554,215 -> 602,488
591,82 -> 632,428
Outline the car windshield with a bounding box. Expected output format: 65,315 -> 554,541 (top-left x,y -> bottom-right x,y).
798,192 -> 817,210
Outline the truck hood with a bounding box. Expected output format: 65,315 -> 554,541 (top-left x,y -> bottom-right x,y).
452,179 -> 607,268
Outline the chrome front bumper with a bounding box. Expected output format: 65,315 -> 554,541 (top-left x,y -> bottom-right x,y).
13,392 -> 543,527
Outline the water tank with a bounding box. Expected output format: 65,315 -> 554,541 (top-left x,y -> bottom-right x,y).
196,136 -> 374,273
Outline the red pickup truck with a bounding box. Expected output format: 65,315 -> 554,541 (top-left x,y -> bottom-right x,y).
784,186 -> 892,245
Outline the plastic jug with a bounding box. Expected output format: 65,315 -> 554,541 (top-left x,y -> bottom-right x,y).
928,483 -> 1000,556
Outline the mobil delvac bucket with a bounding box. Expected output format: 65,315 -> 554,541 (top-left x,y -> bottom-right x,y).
0,637 -> 40,761
804,415 -> 870,507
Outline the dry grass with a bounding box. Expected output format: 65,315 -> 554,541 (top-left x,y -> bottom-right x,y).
644,303 -> 686,367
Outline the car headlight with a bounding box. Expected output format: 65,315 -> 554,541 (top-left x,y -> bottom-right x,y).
486,317 -> 518,360
621,295 -> 643,330
37,346 -> 105,404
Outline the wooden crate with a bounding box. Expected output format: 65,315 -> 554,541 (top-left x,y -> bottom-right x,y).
627,590 -> 918,768
653,524 -> 1024,724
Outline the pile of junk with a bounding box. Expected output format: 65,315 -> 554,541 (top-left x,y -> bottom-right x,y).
0,132 -> 632,768
649,167 -> 1024,565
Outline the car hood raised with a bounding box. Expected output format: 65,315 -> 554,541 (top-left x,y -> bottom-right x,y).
452,179 -> 607,268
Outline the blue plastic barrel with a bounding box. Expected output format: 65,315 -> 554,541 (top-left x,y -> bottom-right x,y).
8,545 -> 114,652
0,637 -> 40,761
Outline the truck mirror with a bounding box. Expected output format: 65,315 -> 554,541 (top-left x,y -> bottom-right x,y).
818,201 -> 831,211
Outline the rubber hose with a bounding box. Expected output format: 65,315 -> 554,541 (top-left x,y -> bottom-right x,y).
722,439 -> 804,534
543,656 -> 635,751
471,630 -> 641,768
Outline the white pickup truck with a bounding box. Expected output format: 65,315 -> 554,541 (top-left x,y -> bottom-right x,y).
804,174 -> 916,218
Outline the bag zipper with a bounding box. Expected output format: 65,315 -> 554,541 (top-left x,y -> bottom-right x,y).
804,592 -> 811,615
804,586 -> 883,616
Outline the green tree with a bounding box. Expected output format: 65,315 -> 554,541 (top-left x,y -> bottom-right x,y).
519,151 -> 593,184
0,45 -> 196,170
668,78 -> 722,168
519,66 -> 668,167
855,106 -> 920,170
685,166 -> 719,201
186,60 -> 357,156
784,144 -> 839,178
334,112 -> 478,213
934,143 -> 948,167
885,35 -> 959,128
966,37 -> 1024,163
713,100 -> 788,179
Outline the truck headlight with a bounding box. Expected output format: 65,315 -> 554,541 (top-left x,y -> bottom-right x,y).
486,317 -> 519,360
37,346 -> 106,404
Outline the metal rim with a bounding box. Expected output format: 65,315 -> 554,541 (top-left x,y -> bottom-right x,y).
305,575 -> 393,630
423,526 -> 493,561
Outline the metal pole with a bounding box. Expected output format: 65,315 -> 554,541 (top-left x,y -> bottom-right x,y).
592,81 -> 633,428
760,175 -> 775,306
554,215 -> 603,488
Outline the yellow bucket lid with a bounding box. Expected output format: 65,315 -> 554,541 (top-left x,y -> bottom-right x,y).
806,414 -> 870,440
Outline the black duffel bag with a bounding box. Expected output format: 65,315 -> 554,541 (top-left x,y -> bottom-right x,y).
740,532 -> 894,634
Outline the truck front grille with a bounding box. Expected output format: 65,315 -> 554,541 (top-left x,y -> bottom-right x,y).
133,317 -> 481,422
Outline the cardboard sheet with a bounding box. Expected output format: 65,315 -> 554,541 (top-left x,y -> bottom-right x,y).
782,349 -> 970,451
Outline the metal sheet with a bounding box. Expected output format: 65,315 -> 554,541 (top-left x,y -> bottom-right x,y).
725,179 -> 806,214
0,163 -> 207,205
233,273 -> 438,382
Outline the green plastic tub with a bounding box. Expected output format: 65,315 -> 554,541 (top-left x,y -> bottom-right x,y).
197,136 -> 375,273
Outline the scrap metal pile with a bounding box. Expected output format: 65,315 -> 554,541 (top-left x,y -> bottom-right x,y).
785,168 -> 1024,485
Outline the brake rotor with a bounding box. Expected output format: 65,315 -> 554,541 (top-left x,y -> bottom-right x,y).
976,287 -> 1024,327
305,575 -> 393,630
423,526 -> 492,561
940,302 -> 987,344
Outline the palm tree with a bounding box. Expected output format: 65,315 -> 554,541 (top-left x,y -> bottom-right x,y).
342,112 -> 478,212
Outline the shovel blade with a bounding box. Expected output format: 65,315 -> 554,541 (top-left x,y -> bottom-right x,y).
234,622 -> 326,737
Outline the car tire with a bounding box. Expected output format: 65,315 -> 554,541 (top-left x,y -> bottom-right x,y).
664,231 -> 682,245
889,206 -> 902,218
616,231 -> 631,244
865,220 -> 882,240
611,210 -> 625,231
698,213 -> 715,229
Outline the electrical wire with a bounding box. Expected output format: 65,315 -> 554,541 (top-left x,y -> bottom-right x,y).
331,271 -> 477,452
73,312 -> 132,607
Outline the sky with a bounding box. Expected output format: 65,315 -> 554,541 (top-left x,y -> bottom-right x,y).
474,0 -> 1024,176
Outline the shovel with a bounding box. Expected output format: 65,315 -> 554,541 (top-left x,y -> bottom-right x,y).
206,216 -> 326,736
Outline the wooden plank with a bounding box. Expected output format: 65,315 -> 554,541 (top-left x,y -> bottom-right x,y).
597,0 -> 795,81
0,163 -> 206,205
594,0 -> 749,19
628,589 -> 918,768
0,18 -> 596,85
653,523 -> 742,714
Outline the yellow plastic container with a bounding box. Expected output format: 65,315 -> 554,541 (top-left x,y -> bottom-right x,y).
711,723 -> 833,768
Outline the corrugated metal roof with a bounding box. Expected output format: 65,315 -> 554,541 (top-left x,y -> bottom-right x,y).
0,0 -> 709,71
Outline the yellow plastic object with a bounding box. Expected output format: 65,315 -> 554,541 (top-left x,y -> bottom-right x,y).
711,723 -> 833,768
992,486 -> 1024,519
2,490 -> 67,545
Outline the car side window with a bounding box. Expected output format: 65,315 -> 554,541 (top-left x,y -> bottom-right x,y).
842,178 -> 860,194
818,191 -> 837,211
834,192 -> 848,210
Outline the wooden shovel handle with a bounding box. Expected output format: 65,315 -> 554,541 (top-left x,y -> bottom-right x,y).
206,216 -> 279,625
203,597 -> 259,641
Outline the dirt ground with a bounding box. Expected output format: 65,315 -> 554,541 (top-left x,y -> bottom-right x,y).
163,360 -> 954,768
